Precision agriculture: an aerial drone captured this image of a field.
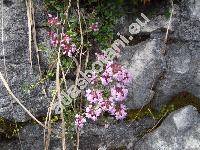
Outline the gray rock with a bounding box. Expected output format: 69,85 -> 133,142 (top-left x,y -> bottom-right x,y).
0,0 -> 200,149
120,39 -> 165,109
152,41 -> 200,108
134,105 -> 200,150
0,117 -> 155,150
79,117 -> 155,149
0,139 -> 21,150
120,0 -> 200,109
0,0 -> 51,122
33,0 -> 47,27
188,0 -> 200,20
0,123 -> 63,150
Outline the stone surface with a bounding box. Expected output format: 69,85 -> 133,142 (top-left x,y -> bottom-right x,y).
120,0 -> 200,109
120,40 -> 165,109
0,0 -> 51,122
0,117 -> 155,150
134,105 -> 200,150
79,117 -> 155,149
0,0 -> 200,149
188,0 -> 200,20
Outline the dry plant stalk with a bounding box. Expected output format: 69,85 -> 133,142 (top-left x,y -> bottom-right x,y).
26,0 -> 33,68
44,1 -> 73,148
44,92 -> 57,150
0,72 -> 48,129
44,17 -> 67,150
26,0 -> 42,76
147,111 -> 168,133
1,0 -> 7,79
75,0 -> 84,149
56,47 -> 67,150
31,1 -> 42,76
164,0 -> 174,43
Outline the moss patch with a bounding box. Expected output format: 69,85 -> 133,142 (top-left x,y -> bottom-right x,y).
0,114 -> 61,140
126,91 -> 200,122
0,117 -> 22,139
167,91 -> 200,111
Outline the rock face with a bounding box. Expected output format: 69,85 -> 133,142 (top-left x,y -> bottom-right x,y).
121,40 -> 164,109
0,118 -> 155,150
120,0 -> 200,109
0,0 -> 51,122
0,0 -> 200,149
134,105 -> 200,150
79,118 -> 155,149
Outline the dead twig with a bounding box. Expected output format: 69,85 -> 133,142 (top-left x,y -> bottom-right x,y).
31,1 -> 42,76
147,111 -> 168,133
164,0 -> 174,43
1,0 -> 7,79
75,0 -> 84,149
26,0 -> 33,68
0,72 -> 49,129
44,0 -> 73,148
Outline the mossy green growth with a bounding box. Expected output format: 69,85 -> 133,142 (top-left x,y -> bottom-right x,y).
126,92 -> 200,122
0,114 -> 62,140
164,7 -> 171,19
167,91 -> 200,111
0,117 -> 22,139
126,104 -> 175,122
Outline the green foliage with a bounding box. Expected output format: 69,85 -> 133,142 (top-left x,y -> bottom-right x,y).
64,109 -> 76,140
51,115 -> 60,123
0,117 -> 22,139
61,57 -> 75,70
167,92 -> 200,111
126,104 -> 175,122
44,0 -> 68,12
126,92 -> 200,123
164,7 -> 171,19
94,1 -> 122,49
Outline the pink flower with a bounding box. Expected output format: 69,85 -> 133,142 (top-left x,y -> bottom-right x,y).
100,61 -> 114,85
111,84 -> 128,102
95,53 -> 109,61
121,70 -> 132,84
113,70 -> 124,82
99,97 -> 115,112
75,114 -> 86,128
114,104 -> 127,120
62,43 -> 77,57
110,63 -> 122,74
113,68 -> 132,84
48,16 -> 76,57
85,105 -> 102,121
48,14 -> 61,26
100,70 -> 113,86
50,33 -> 59,47
89,22 -> 99,32
105,61 -> 114,70
61,33 -> 71,44
60,33 -> 76,57
86,89 -> 103,104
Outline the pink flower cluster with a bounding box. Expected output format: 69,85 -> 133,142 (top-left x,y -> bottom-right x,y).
89,22 -> 99,32
101,61 -> 132,86
48,14 -> 61,26
75,114 -> 86,128
47,14 -> 77,57
75,55 -> 132,129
